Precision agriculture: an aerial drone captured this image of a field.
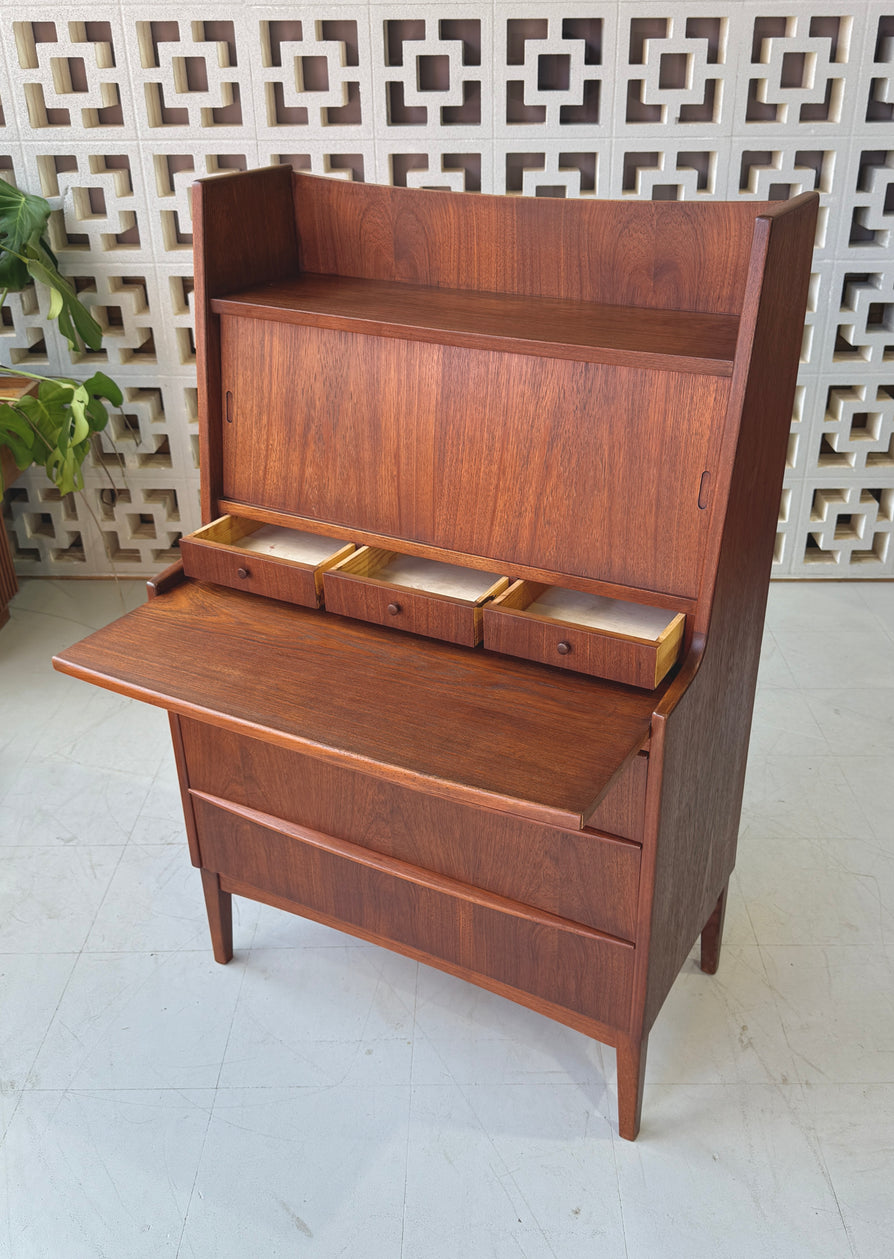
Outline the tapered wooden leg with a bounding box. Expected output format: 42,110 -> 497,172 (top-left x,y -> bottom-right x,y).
616,1032 -> 648,1141
201,868 -> 233,964
699,884 -> 728,975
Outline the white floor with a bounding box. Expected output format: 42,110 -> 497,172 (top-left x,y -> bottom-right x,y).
1,577 -> 892,1259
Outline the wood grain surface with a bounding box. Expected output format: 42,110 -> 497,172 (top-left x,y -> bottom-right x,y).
322,566 -> 488,646
211,273 -> 738,375
219,317 -> 727,599
291,172 -> 772,316
633,194 -> 820,1035
179,716 -> 642,939
192,165 -> 298,522
192,792 -> 636,1028
61,170 -> 820,1141
179,532 -> 322,607
53,579 -> 659,829
482,602 -> 683,689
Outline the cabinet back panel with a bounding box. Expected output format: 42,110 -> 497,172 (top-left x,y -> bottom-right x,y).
221,318 -> 727,598
293,173 -> 769,317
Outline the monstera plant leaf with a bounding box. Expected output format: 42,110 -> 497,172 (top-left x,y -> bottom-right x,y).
0,371 -> 122,495
0,176 -> 123,496
0,177 -> 103,351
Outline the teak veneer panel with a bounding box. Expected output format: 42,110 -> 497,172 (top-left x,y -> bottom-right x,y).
191,793 -> 636,1030
220,318 -> 727,599
178,717 -> 642,940
211,274 -> 738,375
53,579 -> 660,829
291,173 -> 772,316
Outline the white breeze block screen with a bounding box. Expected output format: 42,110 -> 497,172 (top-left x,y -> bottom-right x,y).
0,4 -> 892,578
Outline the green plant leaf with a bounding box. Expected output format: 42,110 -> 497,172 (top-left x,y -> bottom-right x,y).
0,402 -> 39,468
0,179 -> 51,257
47,284 -> 63,321
23,242 -> 103,352
84,370 -> 123,407
1,178 -> 123,496
0,251 -> 30,292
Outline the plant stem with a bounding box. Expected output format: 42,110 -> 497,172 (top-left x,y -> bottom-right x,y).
0,363 -> 72,386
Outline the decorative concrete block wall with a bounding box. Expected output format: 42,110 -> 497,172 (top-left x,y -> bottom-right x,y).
1,4 -> 892,577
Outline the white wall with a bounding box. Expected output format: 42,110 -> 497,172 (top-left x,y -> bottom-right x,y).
1,4 -> 892,577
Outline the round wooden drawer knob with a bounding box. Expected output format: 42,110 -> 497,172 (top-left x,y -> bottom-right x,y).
387,602 -> 401,616
236,567 -> 250,579
556,640 -> 572,655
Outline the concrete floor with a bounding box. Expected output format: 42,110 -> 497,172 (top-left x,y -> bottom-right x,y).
1,577 -> 892,1258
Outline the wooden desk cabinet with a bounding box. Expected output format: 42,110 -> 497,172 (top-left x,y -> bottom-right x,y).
54,169 -> 817,1139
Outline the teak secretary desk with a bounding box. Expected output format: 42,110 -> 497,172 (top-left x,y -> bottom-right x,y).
54,168 -> 817,1139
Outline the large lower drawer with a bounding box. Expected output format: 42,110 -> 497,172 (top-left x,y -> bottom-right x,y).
179,717 -> 643,941
191,792 -> 635,1030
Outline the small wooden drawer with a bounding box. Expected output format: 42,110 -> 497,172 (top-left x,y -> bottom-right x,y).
323,547 -> 509,646
483,581 -> 685,689
179,515 -> 353,607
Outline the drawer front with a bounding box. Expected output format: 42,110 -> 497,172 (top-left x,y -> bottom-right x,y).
180,536 -> 322,608
180,717 -> 642,940
483,607 -> 666,689
192,793 -> 635,1029
323,570 -> 482,646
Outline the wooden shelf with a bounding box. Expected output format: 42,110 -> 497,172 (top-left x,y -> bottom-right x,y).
53,578 -> 662,830
211,273 -> 739,376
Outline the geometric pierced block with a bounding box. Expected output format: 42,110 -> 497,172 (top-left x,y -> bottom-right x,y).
13,19 -> 124,129
38,153 -> 140,255
136,19 -> 243,128
619,149 -> 719,199
386,18 -> 484,127
627,16 -> 728,125
849,150 -> 894,250
747,14 -> 849,125
504,16 -> 603,128
805,484 -> 893,568
389,150 -> 482,193
91,483 -> 182,567
834,272 -> 894,367
818,384 -> 894,472
504,149 -> 602,198
260,19 -> 363,128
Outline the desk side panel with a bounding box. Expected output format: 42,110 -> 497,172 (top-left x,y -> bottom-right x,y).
638,196 -> 820,1032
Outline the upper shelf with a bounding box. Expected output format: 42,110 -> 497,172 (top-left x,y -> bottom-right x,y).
210,273 -> 739,377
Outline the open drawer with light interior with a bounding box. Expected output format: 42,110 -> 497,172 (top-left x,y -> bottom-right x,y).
322,546 -> 509,647
482,581 -> 685,689
179,515 -> 354,608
